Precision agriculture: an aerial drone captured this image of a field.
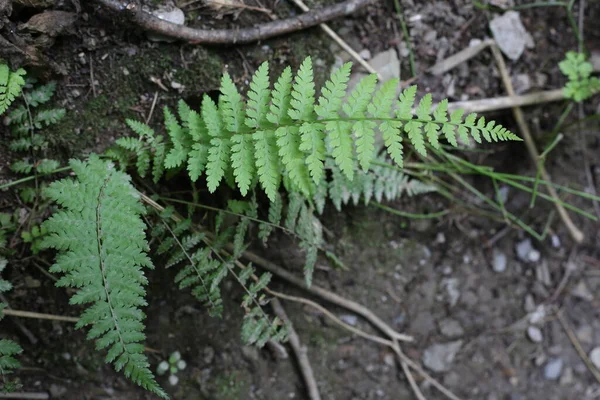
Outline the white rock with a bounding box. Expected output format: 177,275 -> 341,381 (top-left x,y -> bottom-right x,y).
571,281 -> 594,301
551,235 -> 561,248
369,49 -> 400,82
423,341 -> 463,372
527,326 -> 543,343
148,7 -> 185,42
492,249 -> 507,273
544,358 -> 563,380
589,347 -> 600,370
489,11 -> 533,60
340,314 -> 358,326
515,238 -> 540,263
439,318 -> 465,337
358,49 -> 371,60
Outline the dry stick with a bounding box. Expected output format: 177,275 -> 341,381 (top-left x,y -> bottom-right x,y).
238,249 -> 413,343
446,89 -> 565,114
289,0 -> 380,78
95,0 -> 373,44
489,43 -> 584,243
429,39 -> 494,76
399,354 -> 427,400
270,298 -> 322,400
2,309 -> 78,323
0,393 -> 50,400
556,310 -> 600,384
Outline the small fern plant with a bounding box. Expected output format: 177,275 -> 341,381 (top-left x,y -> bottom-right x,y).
122,57 -> 520,203
40,155 -> 167,398
5,79 -> 65,203
559,51 -> 600,102
0,258 -> 23,393
0,63 -> 26,115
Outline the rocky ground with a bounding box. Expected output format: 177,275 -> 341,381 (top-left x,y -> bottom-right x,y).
1,0 -> 600,399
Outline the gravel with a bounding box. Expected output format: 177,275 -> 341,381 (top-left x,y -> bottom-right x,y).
589,347 -> 600,370
423,341 -> 463,372
543,358 -> 563,380
492,249 -> 508,273
527,326 -> 543,343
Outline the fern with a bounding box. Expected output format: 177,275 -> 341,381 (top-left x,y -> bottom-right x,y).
40,155 -> 167,399
119,58 -> 518,202
0,64 -> 26,115
559,51 -> 600,102
0,258 -> 23,393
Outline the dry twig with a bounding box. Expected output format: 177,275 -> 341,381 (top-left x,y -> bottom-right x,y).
271,298 -> 322,400
95,0 -> 373,44
556,309 -> 600,384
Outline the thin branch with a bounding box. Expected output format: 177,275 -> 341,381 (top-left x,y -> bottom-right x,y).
2,309 -> 79,323
94,0 -> 373,44
556,309 -> 600,384
271,298 -> 321,400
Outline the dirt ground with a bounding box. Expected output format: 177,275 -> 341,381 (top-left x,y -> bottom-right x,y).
1,0 -> 600,399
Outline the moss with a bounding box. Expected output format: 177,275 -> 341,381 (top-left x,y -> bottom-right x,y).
211,370 -> 249,400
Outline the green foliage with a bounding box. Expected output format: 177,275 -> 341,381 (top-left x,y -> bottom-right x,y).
0,258 -> 23,393
0,64 -> 26,115
21,224 -> 48,254
120,58 -> 519,202
40,156 -> 167,399
559,51 -> 600,102
5,78 -> 64,205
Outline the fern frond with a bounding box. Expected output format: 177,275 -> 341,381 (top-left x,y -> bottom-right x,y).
206,138 -> 231,192
33,108 -> 65,127
288,57 -> 315,122
0,259 -> 23,393
40,155 -> 167,399
231,134 -> 255,196
0,65 -> 26,115
245,62 -> 271,129
258,192 -> 282,243
24,81 -> 56,107
253,130 -> 281,201
164,105 -> 191,168
241,307 -> 287,347
36,159 -> 60,174
267,67 -> 293,125
220,73 -> 246,133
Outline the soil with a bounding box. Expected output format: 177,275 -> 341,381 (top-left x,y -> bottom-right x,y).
1,0 -> 600,399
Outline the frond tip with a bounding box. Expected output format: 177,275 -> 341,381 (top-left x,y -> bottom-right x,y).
41,155 -> 168,399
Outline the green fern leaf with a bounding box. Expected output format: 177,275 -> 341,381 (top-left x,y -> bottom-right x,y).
314,62 -> 352,118
0,65 -> 26,115
299,122 -> 326,183
258,193 -> 282,243
220,73 -> 246,133
253,130 -> 281,202
276,126 -> 312,196
36,159 -> 60,174
126,119 -> 155,139
354,120 -> 377,171
206,138 -> 231,192
245,62 -> 271,129
40,155 -> 167,399
202,95 -> 225,138
24,81 -> 56,107
288,57 -> 315,121
267,67 -> 293,125
164,105 -> 191,168
368,79 -> 403,167
231,134 -> 255,196
326,120 -> 354,180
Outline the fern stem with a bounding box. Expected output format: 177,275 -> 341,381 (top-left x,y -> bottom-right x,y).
374,204 -> 449,219
94,176 -> 130,363
0,166 -> 70,190
392,0 -> 416,77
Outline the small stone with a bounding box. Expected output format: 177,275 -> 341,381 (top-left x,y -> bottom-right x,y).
571,281 -> 594,301
515,239 -> 540,263
423,341 -> 463,372
358,49 -> 371,60
442,278 -> 460,307
439,318 -> 465,337
524,294 -> 536,313
527,326 -> 543,343
589,347 -> 600,370
148,7 -> 185,42
50,384 -> 67,398
71,89 -> 81,98
492,249 -> 508,273
383,353 -> 395,367
424,30 -> 437,43
559,367 -> 574,386
543,358 -> 563,380
435,232 -> 446,244
340,315 -> 358,326
369,49 -> 400,82
241,346 -> 259,364
489,11 -> 533,60
122,67 -> 130,76
170,81 -> 183,90
511,73 -> 531,94
551,235 -> 561,248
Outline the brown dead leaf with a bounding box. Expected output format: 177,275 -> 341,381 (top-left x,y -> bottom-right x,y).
19,10 -> 77,36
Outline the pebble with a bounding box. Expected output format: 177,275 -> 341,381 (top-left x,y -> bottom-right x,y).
515,239 -> 540,263
524,294 -> 536,313
422,341 -> 463,372
527,326 -> 543,343
442,278 -> 460,307
50,384 -> 67,398
551,235 -> 561,248
439,318 -> 465,337
148,7 -> 185,42
489,11 -> 533,60
571,281 -> 594,301
368,49 -> 400,82
492,249 -> 508,273
589,347 -> 600,370
543,358 -> 563,380
340,315 -> 358,326
358,49 -> 371,60
559,367 -> 574,386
